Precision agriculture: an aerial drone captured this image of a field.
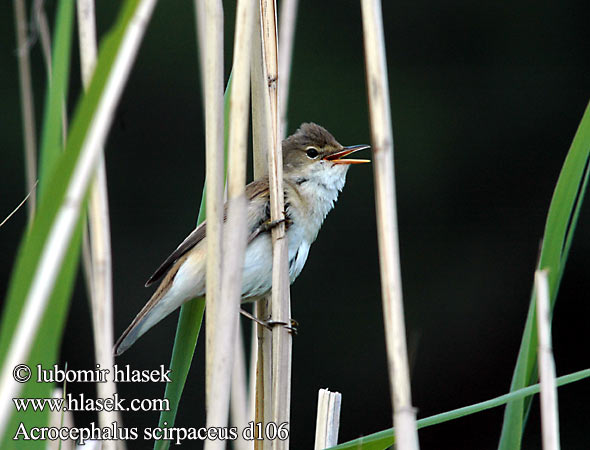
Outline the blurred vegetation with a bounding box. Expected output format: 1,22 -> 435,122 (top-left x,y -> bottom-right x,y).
1,1 -> 589,449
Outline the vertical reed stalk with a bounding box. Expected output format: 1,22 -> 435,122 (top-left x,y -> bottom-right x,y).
193,0 -> 206,100
535,270 -> 560,450
278,0 -> 298,137
259,2 -> 293,448
203,0 -> 225,408
231,321 -> 251,450
251,0 -> 297,444
0,0 -> 157,440
223,2 -> 257,437
251,3 -> 273,446
33,0 -> 53,77
76,1 -> 122,446
47,388 -> 74,450
251,3 -> 271,175
204,0 -> 254,447
360,0 -> 419,448
13,0 -> 38,219
248,321 -> 258,419
255,306 -> 273,450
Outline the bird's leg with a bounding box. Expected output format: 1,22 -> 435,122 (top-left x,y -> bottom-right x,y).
247,216 -> 293,244
240,309 -> 298,335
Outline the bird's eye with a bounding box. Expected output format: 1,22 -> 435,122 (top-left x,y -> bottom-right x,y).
306,147 -> 319,159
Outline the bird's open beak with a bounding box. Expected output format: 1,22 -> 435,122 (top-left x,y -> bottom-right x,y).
324,144 -> 371,165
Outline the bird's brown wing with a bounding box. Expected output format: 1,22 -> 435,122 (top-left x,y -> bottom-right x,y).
145,178 -> 271,287
145,221 -> 207,286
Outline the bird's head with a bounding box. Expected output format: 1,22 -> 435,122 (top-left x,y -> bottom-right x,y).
282,123 -> 370,185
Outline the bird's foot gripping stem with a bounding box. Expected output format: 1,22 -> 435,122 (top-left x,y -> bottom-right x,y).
240,309 -> 298,335
248,217 -> 293,243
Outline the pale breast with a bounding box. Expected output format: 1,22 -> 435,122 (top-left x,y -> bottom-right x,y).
240,232 -> 274,299
239,219 -> 311,300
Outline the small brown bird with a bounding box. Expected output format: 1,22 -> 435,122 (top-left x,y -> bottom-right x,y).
114,123 -> 369,355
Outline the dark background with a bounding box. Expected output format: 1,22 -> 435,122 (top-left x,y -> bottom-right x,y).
2,1 -> 590,449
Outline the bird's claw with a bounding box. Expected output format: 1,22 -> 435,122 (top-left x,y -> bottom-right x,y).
248,217 -> 292,244
261,217 -> 291,232
288,318 -> 299,335
240,309 -> 298,335
264,319 -> 298,335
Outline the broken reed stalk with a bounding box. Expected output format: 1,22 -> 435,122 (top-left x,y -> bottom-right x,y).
0,0 -> 158,440
76,0 -> 122,444
203,0 -> 225,409
360,0 -> 420,448
278,0 -> 298,137
259,1 -> 293,449
314,389 -> 342,449
251,3 -> 273,447
204,0 -> 254,447
13,0 -> 38,219
535,270 -> 561,450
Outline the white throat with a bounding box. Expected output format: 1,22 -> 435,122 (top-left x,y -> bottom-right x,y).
287,162 -> 349,243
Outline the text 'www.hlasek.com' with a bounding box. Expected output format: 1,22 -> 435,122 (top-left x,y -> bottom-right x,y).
11,363 -> 289,445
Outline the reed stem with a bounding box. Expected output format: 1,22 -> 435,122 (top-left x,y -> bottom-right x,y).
13,0 -> 38,219
360,0 -> 419,448
278,0 -> 298,137
76,1 -> 122,446
251,3 -> 273,447
203,0 -> 225,410
204,0 -> 254,447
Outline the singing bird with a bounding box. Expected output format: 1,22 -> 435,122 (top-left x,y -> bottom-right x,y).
114,123 -> 369,356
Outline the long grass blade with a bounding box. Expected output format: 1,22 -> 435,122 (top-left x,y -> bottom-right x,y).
37,0 -> 74,196
498,101 -> 590,449
328,369 -> 590,450
34,0 -> 70,146
0,0 -> 157,444
153,297 -> 205,450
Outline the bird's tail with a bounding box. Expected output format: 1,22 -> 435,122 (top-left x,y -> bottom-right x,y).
113,284 -> 187,356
